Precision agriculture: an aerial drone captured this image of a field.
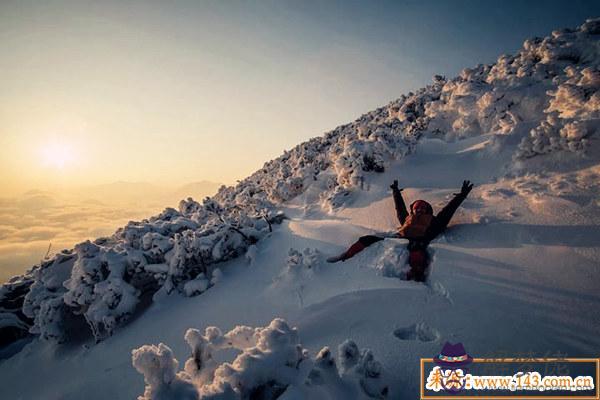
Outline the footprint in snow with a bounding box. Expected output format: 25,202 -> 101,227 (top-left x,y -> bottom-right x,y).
394,322 -> 440,342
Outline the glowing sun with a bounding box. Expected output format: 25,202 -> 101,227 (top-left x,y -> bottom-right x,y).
40,141 -> 76,170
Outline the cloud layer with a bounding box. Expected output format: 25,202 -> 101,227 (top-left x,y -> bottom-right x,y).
0,181 -> 221,283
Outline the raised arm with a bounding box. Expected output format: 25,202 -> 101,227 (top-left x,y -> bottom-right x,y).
390,180 -> 409,225
433,180 -> 473,233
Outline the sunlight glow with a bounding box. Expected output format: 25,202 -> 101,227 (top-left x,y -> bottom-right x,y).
40,140 -> 76,170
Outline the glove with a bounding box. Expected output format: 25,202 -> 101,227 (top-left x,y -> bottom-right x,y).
390,180 -> 403,191
460,180 -> 474,196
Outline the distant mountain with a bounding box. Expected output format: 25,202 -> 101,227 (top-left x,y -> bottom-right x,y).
170,181 -> 223,203
66,180 -> 224,207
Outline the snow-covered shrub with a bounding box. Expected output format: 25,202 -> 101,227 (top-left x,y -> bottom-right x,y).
516,91 -> 597,157
62,241 -> 104,310
22,281 -> 63,342
21,251 -> 76,343
337,340 -> 389,399
421,18 -> 599,159
132,343 -> 199,400
0,273 -> 33,345
8,194 -> 278,343
205,319 -> 304,398
235,119 -> 412,211
85,276 -> 140,340
29,296 -> 68,342
3,190 -> 279,343
301,341 -> 389,399
269,248 -> 322,305
547,67 -> 600,119
272,247 -> 322,289
321,185 -> 351,211
61,243 -> 140,341
425,67 -> 491,139
134,319 -> 304,399
142,232 -> 174,262
132,318 -> 389,399
286,248 -> 320,272
515,31 -> 599,159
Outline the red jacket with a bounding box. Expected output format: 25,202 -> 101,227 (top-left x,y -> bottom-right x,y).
392,187 -> 468,244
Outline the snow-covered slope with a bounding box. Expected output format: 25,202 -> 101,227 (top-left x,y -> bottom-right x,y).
0,18 -> 599,400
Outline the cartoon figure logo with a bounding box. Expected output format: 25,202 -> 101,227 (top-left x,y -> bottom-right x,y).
431,342 -> 473,394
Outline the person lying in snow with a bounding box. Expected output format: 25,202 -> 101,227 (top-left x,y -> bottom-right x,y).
327,180 -> 474,281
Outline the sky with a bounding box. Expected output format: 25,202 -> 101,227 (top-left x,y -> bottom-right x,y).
1,0 -> 599,195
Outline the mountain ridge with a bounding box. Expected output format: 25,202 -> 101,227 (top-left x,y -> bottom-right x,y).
0,20 -> 598,393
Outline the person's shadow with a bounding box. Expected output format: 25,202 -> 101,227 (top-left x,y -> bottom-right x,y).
442,223 -> 600,248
